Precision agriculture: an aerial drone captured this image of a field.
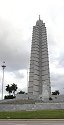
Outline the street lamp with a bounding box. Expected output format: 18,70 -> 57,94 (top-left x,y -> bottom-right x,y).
1,62 -> 6,100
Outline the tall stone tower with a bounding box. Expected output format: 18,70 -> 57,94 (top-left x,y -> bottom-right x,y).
28,16 -> 51,99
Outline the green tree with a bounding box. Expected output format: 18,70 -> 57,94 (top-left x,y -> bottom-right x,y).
55,90 -> 60,95
6,84 -> 12,95
52,90 -> 60,95
11,83 -> 18,96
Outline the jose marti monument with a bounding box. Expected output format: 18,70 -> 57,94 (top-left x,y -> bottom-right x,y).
28,15 -> 51,100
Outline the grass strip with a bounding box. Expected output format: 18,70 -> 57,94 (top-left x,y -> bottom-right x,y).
0,110 -> 64,119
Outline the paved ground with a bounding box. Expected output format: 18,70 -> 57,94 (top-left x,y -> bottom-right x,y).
0,120 -> 64,125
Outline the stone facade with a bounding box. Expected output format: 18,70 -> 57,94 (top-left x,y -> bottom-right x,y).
0,103 -> 64,111
28,16 -> 51,99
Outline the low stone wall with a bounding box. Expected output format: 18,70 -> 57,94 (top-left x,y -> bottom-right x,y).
16,94 -> 28,99
0,103 -> 64,111
15,94 -> 64,102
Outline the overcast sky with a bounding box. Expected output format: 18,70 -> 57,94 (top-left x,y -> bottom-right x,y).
0,0 -> 64,99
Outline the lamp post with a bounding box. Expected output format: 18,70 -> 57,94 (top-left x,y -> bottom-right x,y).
1,62 -> 6,100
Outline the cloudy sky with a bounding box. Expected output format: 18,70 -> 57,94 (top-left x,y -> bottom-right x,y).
0,0 -> 64,99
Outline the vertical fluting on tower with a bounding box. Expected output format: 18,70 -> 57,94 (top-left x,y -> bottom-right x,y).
28,16 -> 51,98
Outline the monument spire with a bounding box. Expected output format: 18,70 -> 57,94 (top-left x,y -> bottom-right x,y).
39,15 -> 40,20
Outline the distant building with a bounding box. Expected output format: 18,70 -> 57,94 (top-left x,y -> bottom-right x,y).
28,16 -> 51,99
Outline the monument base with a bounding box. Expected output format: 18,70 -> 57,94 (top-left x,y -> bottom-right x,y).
39,84 -> 49,101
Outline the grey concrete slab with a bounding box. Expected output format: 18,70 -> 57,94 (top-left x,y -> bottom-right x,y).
0,120 -> 64,125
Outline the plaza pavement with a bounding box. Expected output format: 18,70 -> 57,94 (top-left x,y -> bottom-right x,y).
0,119 -> 64,125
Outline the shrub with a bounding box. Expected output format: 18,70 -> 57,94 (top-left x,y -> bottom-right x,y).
18,90 -> 25,94
4,95 -> 16,99
49,97 -> 53,100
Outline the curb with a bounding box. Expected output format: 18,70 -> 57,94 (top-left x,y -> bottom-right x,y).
0,119 -> 64,121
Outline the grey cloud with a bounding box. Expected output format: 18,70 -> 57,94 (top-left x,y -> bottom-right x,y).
48,37 -> 58,65
58,52 -> 64,68
48,33 -> 64,94
0,18 -> 31,72
51,73 -> 64,94
14,71 -> 24,79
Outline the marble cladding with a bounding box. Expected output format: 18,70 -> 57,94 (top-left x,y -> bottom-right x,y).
28,17 -> 51,98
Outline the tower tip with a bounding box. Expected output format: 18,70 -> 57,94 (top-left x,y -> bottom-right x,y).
39,15 -> 40,20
